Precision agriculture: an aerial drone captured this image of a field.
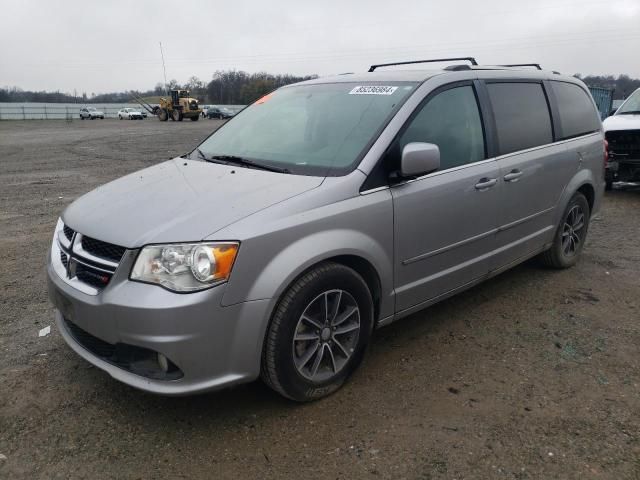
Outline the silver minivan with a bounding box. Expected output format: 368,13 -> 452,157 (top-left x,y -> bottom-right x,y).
48,59 -> 605,401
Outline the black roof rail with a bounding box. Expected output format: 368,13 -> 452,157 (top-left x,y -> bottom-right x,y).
444,64 -> 471,71
500,63 -> 542,70
368,57 -> 478,72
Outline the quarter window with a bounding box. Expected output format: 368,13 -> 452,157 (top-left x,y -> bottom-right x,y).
398,85 -> 485,170
551,81 -> 600,139
487,82 -> 553,155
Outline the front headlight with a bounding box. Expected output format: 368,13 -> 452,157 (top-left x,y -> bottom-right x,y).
130,242 -> 239,292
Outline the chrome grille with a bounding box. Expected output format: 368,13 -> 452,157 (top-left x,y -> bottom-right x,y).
75,262 -> 113,289
53,222 -> 125,295
60,251 -> 69,268
81,236 -> 126,263
63,225 -> 75,241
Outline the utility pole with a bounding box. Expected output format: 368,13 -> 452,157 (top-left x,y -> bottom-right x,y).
159,42 -> 168,96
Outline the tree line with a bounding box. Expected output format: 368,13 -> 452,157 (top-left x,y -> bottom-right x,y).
0,71 -> 637,104
0,70 -> 317,105
574,74 -> 640,100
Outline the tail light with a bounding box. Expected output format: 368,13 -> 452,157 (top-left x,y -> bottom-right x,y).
604,139 -> 609,166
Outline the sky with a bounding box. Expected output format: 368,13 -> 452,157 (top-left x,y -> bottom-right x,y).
1,0 -> 639,94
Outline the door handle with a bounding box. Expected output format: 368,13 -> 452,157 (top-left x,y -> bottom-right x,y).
475,177 -> 497,190
503,170 -> 523,182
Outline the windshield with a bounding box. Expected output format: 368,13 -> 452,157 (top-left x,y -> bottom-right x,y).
617,89 -> 640,115
88,107 -> 96,111
197,82 -> 417,176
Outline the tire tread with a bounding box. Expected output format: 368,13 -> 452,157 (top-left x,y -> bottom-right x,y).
260,262 -> 367,401
539,192 -> 589,269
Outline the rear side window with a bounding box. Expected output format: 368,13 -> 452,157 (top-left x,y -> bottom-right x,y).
398,85 -> 485,170
551,82 -> 600,139
487,83 -> 553,155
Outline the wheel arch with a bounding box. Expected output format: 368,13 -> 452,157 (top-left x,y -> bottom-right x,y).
223,228 -> 394,326
577,182 -> 595,213
278,254 -> 383,326
553,169 -> 600,226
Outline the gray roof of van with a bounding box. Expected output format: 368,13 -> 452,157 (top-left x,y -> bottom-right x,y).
295,70 -> 443,85
292,66 -> 573,86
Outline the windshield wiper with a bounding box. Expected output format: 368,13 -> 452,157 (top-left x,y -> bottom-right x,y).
191,148 -> 231,165
209,155 -> 289,174
618,110 -> 640,115
192,147 -> 210,161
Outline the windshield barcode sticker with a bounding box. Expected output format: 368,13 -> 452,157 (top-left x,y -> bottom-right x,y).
349,86 -> 398,95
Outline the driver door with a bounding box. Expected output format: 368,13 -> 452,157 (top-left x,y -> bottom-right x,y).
390,83 -> 500,312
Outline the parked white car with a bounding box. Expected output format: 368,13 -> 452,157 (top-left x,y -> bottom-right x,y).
79,107 -> 104,120
118,108 -> 144,120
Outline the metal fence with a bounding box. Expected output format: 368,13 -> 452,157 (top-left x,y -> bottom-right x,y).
0,103 -> 246,120
0,103 -> 148,120
587,87 -> 614,120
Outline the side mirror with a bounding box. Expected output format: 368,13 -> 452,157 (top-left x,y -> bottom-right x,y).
400,142 -> 440,177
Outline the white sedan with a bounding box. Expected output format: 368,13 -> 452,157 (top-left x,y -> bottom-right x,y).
79,107 -> 104,119
118,108 -> 144,120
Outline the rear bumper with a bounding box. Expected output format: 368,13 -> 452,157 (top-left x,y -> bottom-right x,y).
47,250 -> 272,395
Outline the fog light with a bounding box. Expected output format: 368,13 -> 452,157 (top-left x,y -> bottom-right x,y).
157,353 -> 169,373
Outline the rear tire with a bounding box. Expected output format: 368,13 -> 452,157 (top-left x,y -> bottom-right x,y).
605,179 -> 613,191
539,192 -> 590,269
261,262 -> 374,402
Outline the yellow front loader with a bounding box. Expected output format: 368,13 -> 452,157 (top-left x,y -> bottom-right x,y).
155,89 -> 202,121
130,90 -> 202,122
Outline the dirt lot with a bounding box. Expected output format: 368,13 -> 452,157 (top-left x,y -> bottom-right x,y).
0,119 -> 639,479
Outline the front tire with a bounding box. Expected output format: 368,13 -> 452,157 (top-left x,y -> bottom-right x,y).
190,115 -> 199,121
261,262 -> 374,402
539,192 -> 590,269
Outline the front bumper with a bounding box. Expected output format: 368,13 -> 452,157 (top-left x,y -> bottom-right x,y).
47,250 -> 272,395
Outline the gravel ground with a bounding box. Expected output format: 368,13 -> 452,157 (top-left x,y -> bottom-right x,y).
1,119 -> 639,479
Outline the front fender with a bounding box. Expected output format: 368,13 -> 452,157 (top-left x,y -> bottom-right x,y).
220,186 -> 395,321
260,228 -> 389,301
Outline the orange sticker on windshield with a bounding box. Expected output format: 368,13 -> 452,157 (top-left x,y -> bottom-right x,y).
255,93 -> 273,104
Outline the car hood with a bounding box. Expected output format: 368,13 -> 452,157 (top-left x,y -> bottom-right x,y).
603,114 -> 640,131
62,158 -> 324,248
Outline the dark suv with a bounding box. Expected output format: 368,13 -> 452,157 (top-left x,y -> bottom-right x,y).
207,106 -> 233,119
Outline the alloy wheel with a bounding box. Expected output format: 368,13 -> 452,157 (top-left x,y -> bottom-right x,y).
562,204 -> 585,257
292,289 -> 360,382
